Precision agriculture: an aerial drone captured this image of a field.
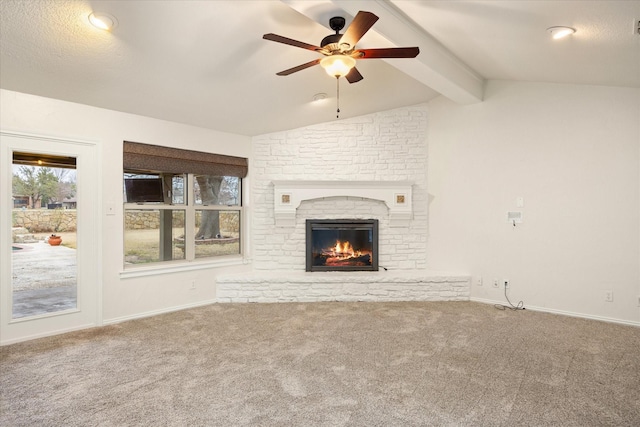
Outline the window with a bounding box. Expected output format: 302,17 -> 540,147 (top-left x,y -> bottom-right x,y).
123,142 -> 247,268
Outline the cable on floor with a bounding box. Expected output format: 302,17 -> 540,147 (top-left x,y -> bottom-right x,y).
494,286 -> 525,311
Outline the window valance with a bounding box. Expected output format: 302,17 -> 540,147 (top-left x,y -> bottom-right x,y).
123,141 -> 248,178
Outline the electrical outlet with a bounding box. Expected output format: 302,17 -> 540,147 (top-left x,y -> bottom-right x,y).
637,295 -> 640,307
475,276 -> 483,286
504,280 -> 510,289
493,279 -> 499,288
604,290 -> 613,302
190,281 -> 196,290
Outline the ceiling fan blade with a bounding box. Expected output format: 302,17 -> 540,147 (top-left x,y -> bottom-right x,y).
345,67 -> 363,84
263,33 -> 322,51
340,11 -> 379,49
356,47 -> 420,59
276,58 -> 322,76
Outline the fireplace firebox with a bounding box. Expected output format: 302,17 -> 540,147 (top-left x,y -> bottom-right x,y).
306,219 -> 378,272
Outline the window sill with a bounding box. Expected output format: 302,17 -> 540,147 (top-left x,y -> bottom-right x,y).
120,256 -> 248,279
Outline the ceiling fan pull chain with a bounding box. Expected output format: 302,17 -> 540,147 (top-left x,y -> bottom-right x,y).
336,76 -> 340,118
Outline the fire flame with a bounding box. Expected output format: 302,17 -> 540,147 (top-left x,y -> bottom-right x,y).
316,239 -> 372,267
323,240 -> 363,259
334,241 -> 356,257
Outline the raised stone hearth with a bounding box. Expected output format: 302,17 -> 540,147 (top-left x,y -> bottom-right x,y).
216,272 -> 470,303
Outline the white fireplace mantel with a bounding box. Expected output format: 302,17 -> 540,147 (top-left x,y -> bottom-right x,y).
272,180 -> 413,227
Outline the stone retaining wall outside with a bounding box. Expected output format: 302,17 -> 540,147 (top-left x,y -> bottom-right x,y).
12,209 -> 76,232
125,210 -> 239,231
12,209 -> 239,233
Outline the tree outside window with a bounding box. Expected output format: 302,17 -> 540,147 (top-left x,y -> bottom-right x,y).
12,165 -> 76,208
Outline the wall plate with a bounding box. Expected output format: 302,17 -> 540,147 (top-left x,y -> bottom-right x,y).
507,211 -> 523,223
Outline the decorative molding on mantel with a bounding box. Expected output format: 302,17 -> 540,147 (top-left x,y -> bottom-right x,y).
272,180 -> 413,227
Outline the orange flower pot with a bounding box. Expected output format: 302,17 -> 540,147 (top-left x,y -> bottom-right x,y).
48,235 -> 62,246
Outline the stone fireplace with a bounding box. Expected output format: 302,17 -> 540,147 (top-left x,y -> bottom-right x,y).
215,105 -> 470,303
306,219 -> 378,272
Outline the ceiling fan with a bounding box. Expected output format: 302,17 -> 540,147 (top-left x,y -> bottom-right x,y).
263,11 -> 420,83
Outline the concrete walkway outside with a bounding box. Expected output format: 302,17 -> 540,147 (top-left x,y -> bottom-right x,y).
11,241 -> 77,318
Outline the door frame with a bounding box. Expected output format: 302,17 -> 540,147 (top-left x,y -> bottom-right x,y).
0,130 -> 102,345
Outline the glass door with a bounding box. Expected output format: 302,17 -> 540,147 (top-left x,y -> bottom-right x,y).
1,132 -> 99,345
11,152 -> 78,319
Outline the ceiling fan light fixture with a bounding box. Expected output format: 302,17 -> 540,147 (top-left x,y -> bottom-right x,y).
320,55 -> 356,77
89,12 -> 117,31
547,26 -> 576,39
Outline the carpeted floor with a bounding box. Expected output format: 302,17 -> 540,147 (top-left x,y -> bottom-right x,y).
1,301 -> 639,426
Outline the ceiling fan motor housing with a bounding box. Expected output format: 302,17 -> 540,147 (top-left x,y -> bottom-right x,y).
322,16 -> 347,51
329,16 -> 346,32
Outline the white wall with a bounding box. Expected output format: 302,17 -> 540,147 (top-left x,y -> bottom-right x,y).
427,80 -> 640,324
0,89 -> 252,323
4,78 -> 638,330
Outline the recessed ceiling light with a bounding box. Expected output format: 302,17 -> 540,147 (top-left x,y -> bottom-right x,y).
547,26 -> 576,40
89,12 -> 117,31
313,93 -> 328,102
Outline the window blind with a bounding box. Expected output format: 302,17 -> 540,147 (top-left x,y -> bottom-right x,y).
123,141 -> 248,178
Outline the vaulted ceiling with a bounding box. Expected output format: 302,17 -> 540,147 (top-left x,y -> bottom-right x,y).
1,1 -> 638,136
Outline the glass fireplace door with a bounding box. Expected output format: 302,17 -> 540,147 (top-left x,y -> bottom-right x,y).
306,219 -> 378,272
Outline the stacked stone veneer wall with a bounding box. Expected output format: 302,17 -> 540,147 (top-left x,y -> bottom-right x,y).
217,104 -> 470,303
12,209 -> 76,232
251,104 -> 429,271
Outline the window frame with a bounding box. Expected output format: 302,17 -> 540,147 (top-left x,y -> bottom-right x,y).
122,172 -> 244,275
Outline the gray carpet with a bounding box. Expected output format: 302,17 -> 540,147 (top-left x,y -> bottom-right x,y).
1,301 -> 639,426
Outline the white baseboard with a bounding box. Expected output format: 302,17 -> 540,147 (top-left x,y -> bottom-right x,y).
3,299 -> 219,345
1,322 -> 97,346
103,298 -> 218,326
470,297 -> 640,327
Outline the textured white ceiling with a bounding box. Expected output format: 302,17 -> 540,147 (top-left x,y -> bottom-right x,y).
1,0 -> 638,136
396,0 -> 640,88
